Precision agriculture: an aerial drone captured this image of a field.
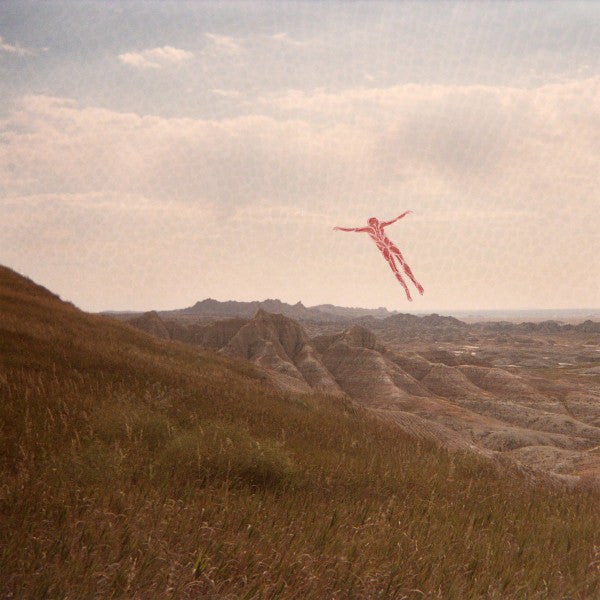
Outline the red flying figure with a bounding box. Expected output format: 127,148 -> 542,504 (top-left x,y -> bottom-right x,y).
333,211 -> 424,301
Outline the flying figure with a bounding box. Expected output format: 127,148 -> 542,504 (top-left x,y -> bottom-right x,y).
333,211 -> 424,301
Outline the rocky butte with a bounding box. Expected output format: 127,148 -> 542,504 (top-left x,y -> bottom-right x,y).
126,302 -> 600,479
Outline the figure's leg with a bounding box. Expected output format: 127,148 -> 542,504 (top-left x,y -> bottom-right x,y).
382,249 -> 412,301
390,246 -> 424,295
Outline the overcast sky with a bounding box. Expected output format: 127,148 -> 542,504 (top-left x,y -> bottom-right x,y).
1,1 -> 599,312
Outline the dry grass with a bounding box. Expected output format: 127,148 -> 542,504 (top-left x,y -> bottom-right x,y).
2,265 -> 600,599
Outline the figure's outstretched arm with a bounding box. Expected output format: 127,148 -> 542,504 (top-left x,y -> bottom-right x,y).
380,211 -> 412,227
333,226 -> 370,233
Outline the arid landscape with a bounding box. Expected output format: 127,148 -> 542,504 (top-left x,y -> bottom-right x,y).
3,2 -> 600,597
119,299 -> 600,481
4,264 -> 600,599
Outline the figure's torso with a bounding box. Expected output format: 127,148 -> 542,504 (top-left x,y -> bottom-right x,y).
367,224 -> 393,252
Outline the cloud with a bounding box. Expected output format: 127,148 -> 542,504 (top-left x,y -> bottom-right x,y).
258,78 -> 600,204
0,36 -> 35,56
232,203 -> 329,225
267,33 -> 303,47
1,191 -> 173,213
2,82 -> 598,311
118,46 -> 193,69
2,77 -> 600,224
0,95 -> 363,212
210,89 -> 242,99
203,33 -> 243,56
202,32 -> 302,59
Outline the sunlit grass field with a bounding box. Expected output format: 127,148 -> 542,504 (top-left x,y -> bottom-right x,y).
2,265 -> 600,599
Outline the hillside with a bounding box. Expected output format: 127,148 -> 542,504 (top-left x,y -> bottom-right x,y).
128,308 -> 600,478
3,265 -> 600,598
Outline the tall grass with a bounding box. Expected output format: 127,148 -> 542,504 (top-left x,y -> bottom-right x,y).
2,265 -> 600,599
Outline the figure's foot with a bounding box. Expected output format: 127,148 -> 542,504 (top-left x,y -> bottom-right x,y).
406,293 -> 413,302
417,284 -> 424,295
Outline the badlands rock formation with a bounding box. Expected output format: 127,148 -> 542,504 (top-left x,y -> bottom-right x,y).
127,308 -> 600,479
220,309 -> 342,396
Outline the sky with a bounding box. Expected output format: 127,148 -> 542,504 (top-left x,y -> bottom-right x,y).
1,1 -> 599,313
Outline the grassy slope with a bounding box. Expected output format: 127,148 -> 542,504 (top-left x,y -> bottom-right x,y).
1,266 -> 600,599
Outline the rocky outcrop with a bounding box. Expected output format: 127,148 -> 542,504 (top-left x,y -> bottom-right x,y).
315,326 -> 430,409
123,306 -> 600,478
457,365 -> 540,398
221,310 -> 342,395
577,320 -> 600,333
420,364 -> 482,398
384,351 -> 433,380
369,312 -> 469,342
193,318 -> 247,351
159,297 -> 397,322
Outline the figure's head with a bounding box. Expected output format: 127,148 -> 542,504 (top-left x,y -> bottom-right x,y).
368,217 -> 379,226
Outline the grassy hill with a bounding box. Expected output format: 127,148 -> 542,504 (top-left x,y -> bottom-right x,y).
2,265 -> 600,599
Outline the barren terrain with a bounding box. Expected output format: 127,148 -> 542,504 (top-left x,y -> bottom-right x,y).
125,304 -> 600,480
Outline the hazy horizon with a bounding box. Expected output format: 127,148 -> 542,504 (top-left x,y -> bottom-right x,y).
1,1 -> 599,313
98,291 -> 600,322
